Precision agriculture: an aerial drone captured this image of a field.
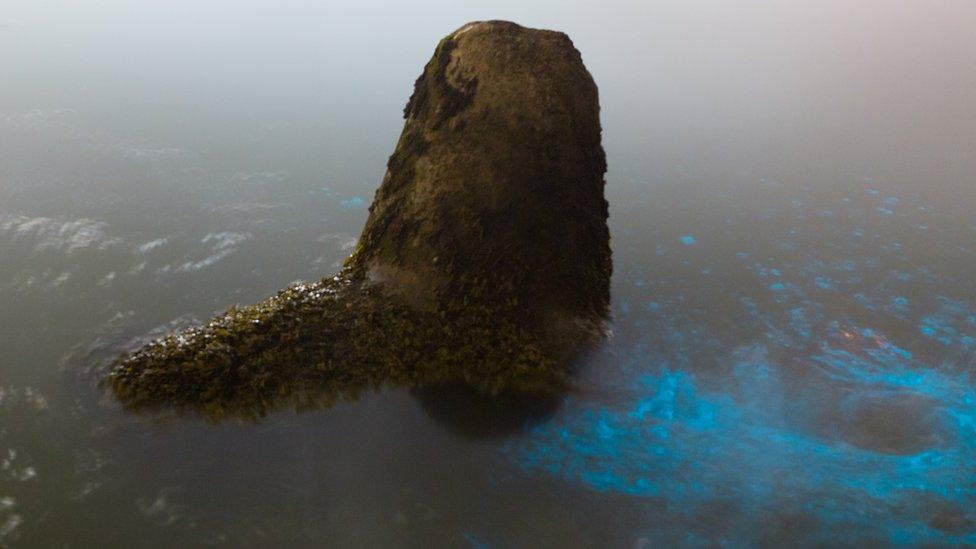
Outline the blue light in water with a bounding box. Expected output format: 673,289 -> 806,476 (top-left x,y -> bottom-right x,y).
502,183 -> 976,545
837,260 -> 857,271
918,299 -> 976,349
339,196 -> 366,209
815,276 -> 835,290
462,532 -> 491,549
680,235 -> 696,246
890,296 -> 910,315
508,331 -> 976,545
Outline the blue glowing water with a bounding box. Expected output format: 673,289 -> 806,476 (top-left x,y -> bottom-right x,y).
504,180 -> 976,545
3,5 -> 975,543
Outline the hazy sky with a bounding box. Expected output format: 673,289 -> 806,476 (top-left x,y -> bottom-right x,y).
3,0 -> 975,197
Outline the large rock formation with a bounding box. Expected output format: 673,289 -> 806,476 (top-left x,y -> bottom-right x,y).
108,21 -> 611,421
355,20 -> 609,321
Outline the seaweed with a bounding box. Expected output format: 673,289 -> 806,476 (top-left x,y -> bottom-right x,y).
107,259 -> 574,422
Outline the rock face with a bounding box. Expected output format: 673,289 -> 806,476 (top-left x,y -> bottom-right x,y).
107,21 -> 611,421
355,21 -> 610,323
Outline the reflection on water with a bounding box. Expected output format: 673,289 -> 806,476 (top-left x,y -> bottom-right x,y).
413,384 -> 564,439
2,1 -> 976,545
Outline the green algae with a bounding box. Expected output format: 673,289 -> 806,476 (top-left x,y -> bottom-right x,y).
108,258 -> 575,422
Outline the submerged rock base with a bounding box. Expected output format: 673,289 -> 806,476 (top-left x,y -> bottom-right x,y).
108,20 -> 610,421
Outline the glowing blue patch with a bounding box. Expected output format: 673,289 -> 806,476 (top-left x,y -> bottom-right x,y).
680,235 -> 696,246
890,297 -> 910,315
463,532 -> 491,549
339,196 -> 366,209
507,326 -> 976,545
918,299 -> 976,349
815,277 -> 836,290
501,181 -> 976,545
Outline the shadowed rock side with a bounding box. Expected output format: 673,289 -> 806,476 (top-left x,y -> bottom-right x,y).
107,20 -> 611,422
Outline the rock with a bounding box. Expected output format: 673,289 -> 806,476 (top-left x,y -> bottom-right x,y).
107,21 -> 611,421
356,20 -> 610,321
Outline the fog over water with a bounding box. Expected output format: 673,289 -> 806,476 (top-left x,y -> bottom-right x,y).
2,1 -> 975,546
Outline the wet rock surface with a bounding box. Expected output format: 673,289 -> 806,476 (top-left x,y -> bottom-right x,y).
107,21 -> 611,421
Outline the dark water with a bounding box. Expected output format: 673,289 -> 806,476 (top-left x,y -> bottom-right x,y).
2,2 -> 976,546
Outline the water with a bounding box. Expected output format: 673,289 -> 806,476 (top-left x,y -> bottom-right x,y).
2,1 -> 975,546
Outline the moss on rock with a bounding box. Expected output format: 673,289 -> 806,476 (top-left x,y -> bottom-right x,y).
107,21 -> 611,421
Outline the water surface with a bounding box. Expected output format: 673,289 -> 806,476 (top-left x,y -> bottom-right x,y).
2,1 -> 975,546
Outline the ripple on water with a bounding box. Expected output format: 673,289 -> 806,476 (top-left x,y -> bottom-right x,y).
505,183 -> 976,544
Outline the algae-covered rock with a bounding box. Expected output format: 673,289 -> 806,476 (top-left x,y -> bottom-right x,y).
107,20 -> 611,421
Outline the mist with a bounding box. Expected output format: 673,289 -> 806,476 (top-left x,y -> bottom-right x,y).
4,1 -> 974,199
